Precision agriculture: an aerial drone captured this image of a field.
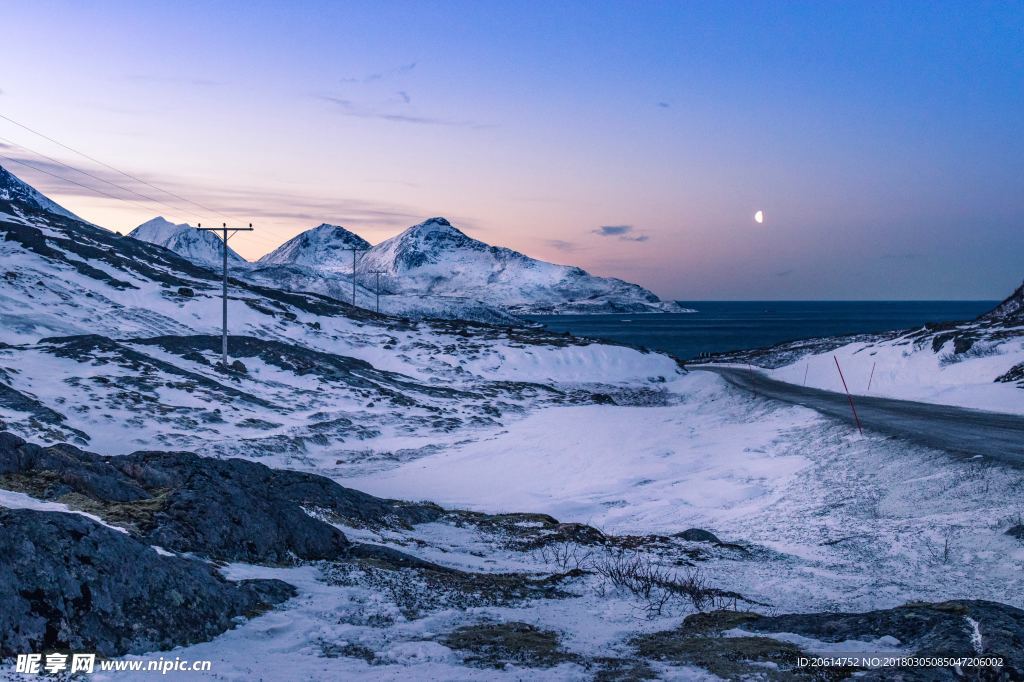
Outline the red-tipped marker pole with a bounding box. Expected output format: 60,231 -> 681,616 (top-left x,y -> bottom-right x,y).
834,355 -> 863,435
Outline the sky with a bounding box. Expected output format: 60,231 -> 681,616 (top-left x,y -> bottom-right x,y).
1,0 -> 1021,300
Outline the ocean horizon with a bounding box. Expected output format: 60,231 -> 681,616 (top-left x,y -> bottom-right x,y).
527,300 -> 999,360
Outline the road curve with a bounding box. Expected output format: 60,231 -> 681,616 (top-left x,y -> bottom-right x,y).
689,364 -> 1024,466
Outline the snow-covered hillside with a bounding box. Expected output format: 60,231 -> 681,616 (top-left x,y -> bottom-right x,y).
986,280 -> 1024,321
257,223 -> 369,268
128,216 -> 246,268
243,262 -> 523,325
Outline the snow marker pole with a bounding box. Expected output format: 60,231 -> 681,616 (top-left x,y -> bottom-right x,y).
833,355 -> 863,435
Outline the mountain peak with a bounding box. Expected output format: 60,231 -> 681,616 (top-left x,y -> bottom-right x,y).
257,223 -> 370,268
139,216 -> 173,226
0,164 -> 82,221
399,216 -> 474,244
406,217 -> 459,235
129,217 -> 245,266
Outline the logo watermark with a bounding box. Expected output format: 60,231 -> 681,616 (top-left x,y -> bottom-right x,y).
15,653 -> 213,675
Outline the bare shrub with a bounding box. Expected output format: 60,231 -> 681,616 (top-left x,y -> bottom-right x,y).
924,526 -> 959,565
535,541 -> 595,572
592,549 -> 721,617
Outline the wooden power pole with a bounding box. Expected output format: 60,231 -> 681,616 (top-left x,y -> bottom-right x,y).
196,222 -> 253,368
342,247 -> 367,307
369,270 -> 387,313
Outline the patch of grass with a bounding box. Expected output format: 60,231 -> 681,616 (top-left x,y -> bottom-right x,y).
58,489 -> 170,534
0,472 -> 170,535
319,640 -> 376,663
441,621 -> 577,669
680,609 -> 763,633
323,560 -> 576,620
591,657 -> 659,681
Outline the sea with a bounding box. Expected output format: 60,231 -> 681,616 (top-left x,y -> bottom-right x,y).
526,301 -> 998,360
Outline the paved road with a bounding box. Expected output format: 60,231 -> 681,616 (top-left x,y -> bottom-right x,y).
690,365 -> 1024,466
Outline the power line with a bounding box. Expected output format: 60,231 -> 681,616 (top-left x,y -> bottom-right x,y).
0,143 -> 277,259
0,150 -> 173,219
0,112 -> 242,224
0,114 -> 310,259
0,134 -> 209,224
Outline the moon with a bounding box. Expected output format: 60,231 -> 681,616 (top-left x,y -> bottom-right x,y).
754,210 -> 764,224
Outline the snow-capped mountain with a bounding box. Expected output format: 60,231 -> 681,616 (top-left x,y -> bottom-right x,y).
128,216 -> 246,268
257,223 -> 370,268
0,165 -> 81,221
355,217 -> 686,315
255,217 -> 686,316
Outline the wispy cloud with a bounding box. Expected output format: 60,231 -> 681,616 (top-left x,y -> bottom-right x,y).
592,224 -> 650,242
340,62 -> 417,84
546,239 -> 580,252
125,74 -> 223,87
318,61 -> 489,129
656,101 -> 670,108
593,225 -> 632,236
0,150 -> 425,229
316,94 -> 490,129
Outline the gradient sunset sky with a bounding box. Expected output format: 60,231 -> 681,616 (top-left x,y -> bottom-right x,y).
2,1 -> 1021,300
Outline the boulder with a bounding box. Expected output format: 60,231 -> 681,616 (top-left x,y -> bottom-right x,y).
676,528 -> 722,544
0,507 -> 294,657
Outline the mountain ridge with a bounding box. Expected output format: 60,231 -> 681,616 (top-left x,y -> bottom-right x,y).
129,212 -> 688,320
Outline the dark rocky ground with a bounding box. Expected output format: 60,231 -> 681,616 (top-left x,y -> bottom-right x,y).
0,506 -> 295,658
636,602 -> 1024,681
2,431 -> 1024,678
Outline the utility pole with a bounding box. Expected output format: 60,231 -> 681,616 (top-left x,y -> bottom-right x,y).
342,247 -> 366,307
369,270 -> 386,313
196,222 -> 253,368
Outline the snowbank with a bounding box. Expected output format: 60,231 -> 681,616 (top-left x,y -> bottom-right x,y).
769,336 -> 1024,415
